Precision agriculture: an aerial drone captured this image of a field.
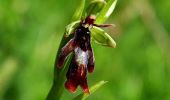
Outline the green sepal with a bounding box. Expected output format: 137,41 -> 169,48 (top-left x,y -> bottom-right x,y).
91,26 -> 116,48
65,20 -> 80,37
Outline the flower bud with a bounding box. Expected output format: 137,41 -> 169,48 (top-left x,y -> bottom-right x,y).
86,0 -> 106,16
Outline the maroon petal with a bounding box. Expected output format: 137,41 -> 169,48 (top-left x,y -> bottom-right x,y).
80,77 -> 89,93
87,47 -> 95,73
78,65 -> 89,93
65,60 -> 89,93
57,39 -> 75,68
65,79 -> 78,93
65,61 -> 79,93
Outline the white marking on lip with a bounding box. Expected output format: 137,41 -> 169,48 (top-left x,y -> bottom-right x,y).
82,36 -> 86,40
74,47 -> 88,66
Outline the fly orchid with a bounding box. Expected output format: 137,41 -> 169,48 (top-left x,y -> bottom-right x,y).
57,15 -> 116,93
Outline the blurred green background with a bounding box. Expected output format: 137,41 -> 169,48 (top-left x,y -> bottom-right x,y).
1,0 -> 170,100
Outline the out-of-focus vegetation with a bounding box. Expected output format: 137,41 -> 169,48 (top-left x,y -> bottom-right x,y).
0,0 -> 170,100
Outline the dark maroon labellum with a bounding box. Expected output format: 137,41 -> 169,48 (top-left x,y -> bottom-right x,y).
57,15 -> 111,93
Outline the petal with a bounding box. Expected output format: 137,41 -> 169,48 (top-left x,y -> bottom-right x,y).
74,47 -> 88,67
80,77 -> 90,94
77,64 -> 89,93
65,79 -> 78,93
57,39 -> 75,68
65,60 -> 89,93
65,61 -> 79,93
87,46 -> 95,73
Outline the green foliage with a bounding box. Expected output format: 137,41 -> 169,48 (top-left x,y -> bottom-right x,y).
1,0 -> 170,100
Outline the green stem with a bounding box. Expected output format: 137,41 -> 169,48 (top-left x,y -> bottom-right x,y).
46,80 -> 63,99
46,35 -> 73,100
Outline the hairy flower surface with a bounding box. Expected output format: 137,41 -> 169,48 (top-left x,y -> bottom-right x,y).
57,15 -> 112,93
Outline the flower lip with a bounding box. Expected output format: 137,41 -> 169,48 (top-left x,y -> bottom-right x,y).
65,60 -> 90,94
57,24 -> 93,93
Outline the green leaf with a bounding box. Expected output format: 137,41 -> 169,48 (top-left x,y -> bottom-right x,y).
71,0 -> 85,22
65,20 -> 80,37
91,26 -> 116,48
73,81 -> 107,100
96,0 -> 118,24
